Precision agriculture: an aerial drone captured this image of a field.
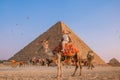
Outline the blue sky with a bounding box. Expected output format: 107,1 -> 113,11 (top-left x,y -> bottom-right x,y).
0,0 -> 120,62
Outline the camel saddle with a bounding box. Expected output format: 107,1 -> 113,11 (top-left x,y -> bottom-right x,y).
53,42 -> 79,56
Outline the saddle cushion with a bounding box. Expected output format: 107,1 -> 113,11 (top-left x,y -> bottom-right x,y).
62,43 -> 79,56
53,43 -> 79,56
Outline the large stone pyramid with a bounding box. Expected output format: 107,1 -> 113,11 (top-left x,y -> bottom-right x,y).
9,21 -> 105,65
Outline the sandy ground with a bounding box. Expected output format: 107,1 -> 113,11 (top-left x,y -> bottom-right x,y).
0,65 -> 120,80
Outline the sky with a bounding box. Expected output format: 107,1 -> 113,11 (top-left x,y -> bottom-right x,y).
0,0 -> 120,63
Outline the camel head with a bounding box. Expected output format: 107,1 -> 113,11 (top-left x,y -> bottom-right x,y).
41,40 -> 55,57
41,40 -> 49,53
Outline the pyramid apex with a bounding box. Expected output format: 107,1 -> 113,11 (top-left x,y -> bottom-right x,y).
55,21 -> 64,25
51,21 -> 68,30
57,21 -> 63,23
54,21 -> 69,29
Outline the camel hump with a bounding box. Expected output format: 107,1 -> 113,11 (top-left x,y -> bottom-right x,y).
10,60 -> 16,63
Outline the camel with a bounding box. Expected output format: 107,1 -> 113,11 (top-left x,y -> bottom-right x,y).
10,60 -> 19,67
10,60 -> 27,67
29,57 -> 46,66
41,40 -> 82,78
87,51 -> 95,70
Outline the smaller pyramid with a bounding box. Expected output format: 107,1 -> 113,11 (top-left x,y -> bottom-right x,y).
108,58 -> 120,66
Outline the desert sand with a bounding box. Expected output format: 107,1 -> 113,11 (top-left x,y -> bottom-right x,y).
0,65 -> 120,80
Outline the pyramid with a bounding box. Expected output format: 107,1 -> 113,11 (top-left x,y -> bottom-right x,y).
108,58 -> 120,66
9,21 -> 105,65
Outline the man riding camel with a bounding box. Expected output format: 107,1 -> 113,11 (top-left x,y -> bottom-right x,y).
61,30 -> 71,52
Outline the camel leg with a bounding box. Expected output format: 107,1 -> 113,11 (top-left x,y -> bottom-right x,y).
79,60 -> 82,76
87,61 -> 90,69
60,61 -> 62,77
57,53 -> 62,78
72,61 -> 78,76
88,60 -> 92,70
90,61 -> 92,70
90,61 -> 94,70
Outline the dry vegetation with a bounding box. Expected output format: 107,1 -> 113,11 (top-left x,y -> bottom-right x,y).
0,64 -> 120,80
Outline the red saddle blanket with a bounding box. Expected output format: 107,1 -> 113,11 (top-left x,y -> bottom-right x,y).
54,43 -> 79,56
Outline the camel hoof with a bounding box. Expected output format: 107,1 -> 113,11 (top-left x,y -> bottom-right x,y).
71,74 -> 75,77
55,76 -> 59,79
55,75 -> 62,78
79,74 -> 82,76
